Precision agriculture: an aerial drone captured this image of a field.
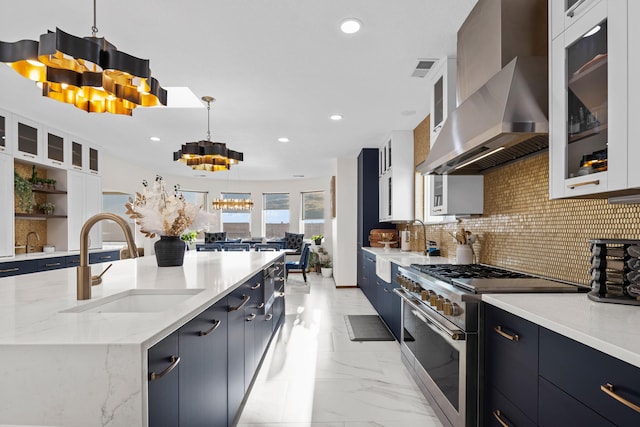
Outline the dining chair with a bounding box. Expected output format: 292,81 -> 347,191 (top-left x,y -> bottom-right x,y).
285,243 -> 311,283
254,243 -> 282,251
223,242 -> 251,251
196,243 -> 223,252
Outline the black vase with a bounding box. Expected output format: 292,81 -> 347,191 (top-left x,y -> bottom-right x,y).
154,236 -> 186,267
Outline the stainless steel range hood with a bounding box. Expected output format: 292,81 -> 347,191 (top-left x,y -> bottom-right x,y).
417,56 -> 549,175
417,0 -> 549,175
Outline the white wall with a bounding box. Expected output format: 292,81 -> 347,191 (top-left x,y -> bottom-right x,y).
333,157 -> 357,287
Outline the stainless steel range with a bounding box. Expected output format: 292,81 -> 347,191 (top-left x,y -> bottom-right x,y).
394,263 -> 585,427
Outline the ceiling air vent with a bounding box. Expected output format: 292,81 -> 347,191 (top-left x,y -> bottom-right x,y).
411,60 -> 435,77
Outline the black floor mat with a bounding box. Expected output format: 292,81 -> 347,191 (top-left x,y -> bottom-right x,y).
344,315 -> 394,341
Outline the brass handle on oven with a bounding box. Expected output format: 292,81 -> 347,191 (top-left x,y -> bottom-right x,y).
149,355 -> 180,381
567,179 -> 600,189
494,325 -> 519,342
601,383 -> 640,413
199,319 -> 221,336
492,410 -> 512,427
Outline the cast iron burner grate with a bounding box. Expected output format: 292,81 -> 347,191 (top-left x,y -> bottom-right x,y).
409,263 -> 532,283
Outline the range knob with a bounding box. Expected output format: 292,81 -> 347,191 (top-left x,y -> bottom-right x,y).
435,296 -> 444,311
443,299 -> 453,315
429,293 -> 438,306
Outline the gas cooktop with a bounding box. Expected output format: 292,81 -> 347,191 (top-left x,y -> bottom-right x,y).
409,263 -> 585,293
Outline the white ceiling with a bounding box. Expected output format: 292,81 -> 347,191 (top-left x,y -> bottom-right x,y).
0,0 -> 477,181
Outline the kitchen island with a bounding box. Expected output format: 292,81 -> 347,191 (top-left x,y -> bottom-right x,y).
0,250 -> 284,427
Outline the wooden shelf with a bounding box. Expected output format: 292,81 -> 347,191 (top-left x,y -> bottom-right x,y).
568,123 -> 608,144
31,187 -> 67,194
15,213 -> 67,219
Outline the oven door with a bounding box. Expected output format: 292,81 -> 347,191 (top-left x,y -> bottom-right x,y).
400,295 -> 476,427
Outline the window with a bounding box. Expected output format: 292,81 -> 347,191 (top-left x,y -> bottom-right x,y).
301,191 -> 324,237
263,193 -> 290,239
179,189 -> 215,238
102,193 -> 135,243
221,192 -> 251,239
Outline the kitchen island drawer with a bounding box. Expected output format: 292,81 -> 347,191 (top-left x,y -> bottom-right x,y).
485,386 -> 535,427
36,256 -> 68,271
0,260 -> 34,277
484,304 -> 539,422
539,377 -> 614,427
540,327 -> 640,426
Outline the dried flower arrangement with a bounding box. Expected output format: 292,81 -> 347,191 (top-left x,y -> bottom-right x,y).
125,175 -> 215,238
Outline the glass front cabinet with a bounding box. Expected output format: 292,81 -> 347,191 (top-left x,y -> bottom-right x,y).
549,0 -> 628,198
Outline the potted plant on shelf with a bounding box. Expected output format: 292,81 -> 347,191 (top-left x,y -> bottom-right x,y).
14,171 -> 34,213
311,234 -> 323,245
38,202 -> 55,216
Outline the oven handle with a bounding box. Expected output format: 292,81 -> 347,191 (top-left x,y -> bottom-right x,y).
404,296 -> 465,341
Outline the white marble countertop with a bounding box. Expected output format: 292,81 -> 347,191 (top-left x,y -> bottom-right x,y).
483,293 -> 640,368
0,250 -> 281,348
2,247 -> 118,262
362,246 -> 451,267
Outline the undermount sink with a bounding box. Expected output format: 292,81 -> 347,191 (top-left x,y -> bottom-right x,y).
61,289 -> 205,314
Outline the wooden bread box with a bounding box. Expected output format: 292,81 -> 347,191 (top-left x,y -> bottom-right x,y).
369,229 -> 398,248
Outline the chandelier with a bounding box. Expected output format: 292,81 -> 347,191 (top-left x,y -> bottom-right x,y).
211,198 -> 254,211
0,0 -> 166,115
173,96 -> 244,172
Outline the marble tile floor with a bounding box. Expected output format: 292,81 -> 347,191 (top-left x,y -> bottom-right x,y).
237,273 -> 443,427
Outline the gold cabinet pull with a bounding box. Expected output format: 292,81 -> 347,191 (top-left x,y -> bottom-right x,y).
493,410 -> 512,427
601,383 -> 640,413
0,268 -> 20,273
199,319 -> 221,336
568,179 -> 600,189
494,325 -> 519,342
45,262 -> 62,267
149,355 -> 180,381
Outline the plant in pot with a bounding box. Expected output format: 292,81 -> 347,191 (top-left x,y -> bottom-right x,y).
180,231 -> 198,250
14,171 -> 34,213
319,253 -> 333,278
38,202 -> 55,215
311,234 -> 323,245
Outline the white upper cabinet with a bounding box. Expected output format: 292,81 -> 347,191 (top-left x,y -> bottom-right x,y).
378,130 -> 414,222
549,0 -> 629,198
429,57 -> 457,146
13,115 -> 42,163
0,153 -> 14,257
428,175 -> 483,216
43,127 -> 69,169
551,0 -> 603,40
0,108 -> 11,155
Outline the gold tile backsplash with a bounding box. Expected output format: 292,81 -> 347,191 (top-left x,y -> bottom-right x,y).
14,162 -> 50,252
404,153 -> 640,285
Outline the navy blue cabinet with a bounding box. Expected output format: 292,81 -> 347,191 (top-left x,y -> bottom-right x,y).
357,148 -> 394,289
361,252 -> 377,307
484,304 -> 539,424
35,256 -> 67,271
148,331 -> 180,427
179,297 -> 228,427
540,328 -> 640,426
0,260 -> 35,277
88,250 -> 119,264
227,284 -> 249,426
484,303 -> 640,427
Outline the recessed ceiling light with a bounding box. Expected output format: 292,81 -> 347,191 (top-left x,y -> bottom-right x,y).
293,174 -> 305,178
149,136 -> 161,142
340,18 -> 362,34
277,137 -> 290,143
330,114 -> 343,121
